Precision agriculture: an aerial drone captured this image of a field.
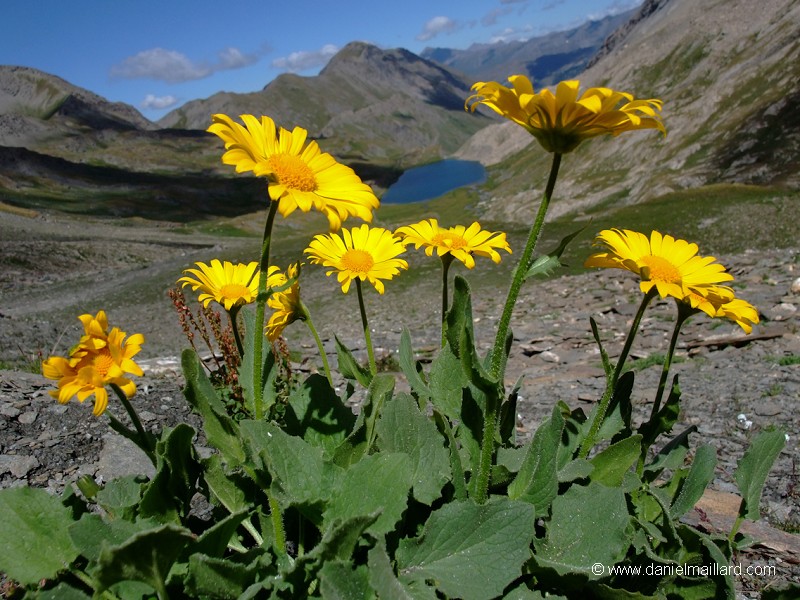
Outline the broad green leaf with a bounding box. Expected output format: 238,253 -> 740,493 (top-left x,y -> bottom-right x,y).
94,474 -> 144,520
376,393 -> 451,505
595,370 -> 634,442
0,487 -> 79,585
238,306 -> 279,415
181,348 -> 245,466
318,561 -> 371,600
335,335 -> 373,387
37,583 -> 91,599
397,498 -> 535,600
192,510 -> 249,558
92,523 -> 194,595
508,405 -> 563,514
589,435 -> 642,487
333,374 -> 396,467
734,429 -> 786,520
670,444 -> 717,519
642,424 -> 697,482
399,327 -> 431,400
444,275 -> 473,357
285,373 -> 356,457
324,452 -> 413,536
428,342 -> 467,420
368,544 -> 416,600
202,453 -> 250,514
535,482 -> 631,577
186,550 -> 273,600
68,513 -> 160,563
524,226 -> 586,280
433,408 -> 468,501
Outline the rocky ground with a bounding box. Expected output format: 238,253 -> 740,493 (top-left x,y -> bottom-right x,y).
1,208 -> 799,597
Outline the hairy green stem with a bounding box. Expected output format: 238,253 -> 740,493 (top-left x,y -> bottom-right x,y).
489,152 -> 562,380
300,300 -> 334,387
110,383 -> 156,466
268,489 -> 287,556
474,389 -> 500,504
253,201 -> 279,420
440,254 -> 455,347
649,302 -> 692,421
356,278 -> 377,375
579,288 -> 656,459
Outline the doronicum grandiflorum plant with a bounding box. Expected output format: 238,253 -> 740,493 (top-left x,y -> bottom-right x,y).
0,77 -> 792,600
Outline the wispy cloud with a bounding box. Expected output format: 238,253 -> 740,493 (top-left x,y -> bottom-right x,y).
482,7 -> 513,26
416,16 -> 461,42
271,44 -> 339,72
110,46 -> 259,83
140,94 -> 179,110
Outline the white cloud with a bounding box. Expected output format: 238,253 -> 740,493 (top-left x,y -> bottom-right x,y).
416,16 -> 460,42
140,94 -> 179,110
271,44 -> 338,72
111,46 -> 259,83
482,7 -> 512,26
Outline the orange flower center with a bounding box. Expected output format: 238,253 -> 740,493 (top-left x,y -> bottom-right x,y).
92,349 -> 114,377
639,255 -> 682,284
340,249 -> 375,274
431,232 -> 468,250
220,283 -> 251,301
268,154 -> 318,192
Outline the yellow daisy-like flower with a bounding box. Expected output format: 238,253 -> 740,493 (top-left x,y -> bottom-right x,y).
178,259 -> 260,312
584,229 -> 734,302
684,286 -> 760,334
466,76 -> 665,154
265,263 -> 303,341
305,224 -> 408,294
207,114 -> 380,231
42,317 -> 144,416
395,219 -> 512,269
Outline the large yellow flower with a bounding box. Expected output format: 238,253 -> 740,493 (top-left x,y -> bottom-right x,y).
684,286 -> 759,334
265,263 -> 302,341
466,76 -> 665,153
208,114 -> 380,230
178,259 -> 260,311
584,229 -> 733,301
395,219 -> 511,269
305,224 -> 408,294
42,316 -> 144,416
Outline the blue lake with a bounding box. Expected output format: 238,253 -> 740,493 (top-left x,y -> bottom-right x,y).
381,159 -> 486,204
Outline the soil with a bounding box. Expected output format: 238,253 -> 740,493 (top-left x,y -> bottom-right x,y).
1,207 -> 798,597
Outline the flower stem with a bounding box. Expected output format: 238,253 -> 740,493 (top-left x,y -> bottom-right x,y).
489,152 -> 562,380
253,201 -> 279,420
299,300 -> 334,387
356,278 -> 377,375
649,301 -> 692,421
227,305 -> 244,358
110,383 -> 156,466
268,489 -> 287,556
578,288 -> 656,459
440,254 -> 455,347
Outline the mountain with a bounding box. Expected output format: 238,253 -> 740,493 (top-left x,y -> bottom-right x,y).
158,42 -> 491,167
455,0 -> 800,223
420,10 -> 635,86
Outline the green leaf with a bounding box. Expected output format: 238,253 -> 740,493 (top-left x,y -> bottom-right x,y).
589,435 -> 642,487
368,544 -> 416,600
397,498 -> 535,600
638,374 -> 682,449
734,429 -> 786,520
324,452 -> 413,536
192,510 -> 249,558
524,225 -> 586,280
186,550 -> 273,600
318,561 -> 371,600
670,444 -> 717,519
68,513 -> 160,563
589,317 -> 613,379
0,487 -> 79,585
202,453 -> 251,514
643,424 -> 697,482
399,328 -> 431,400
285,373 -> 356,457
433,408 -> 468,501
94,474 -> 145,520
535,482 -> 631,577
336,334 -> 373,387
376,393 -> 451,505
238,306 -> 279,415
444,275 -> 473,357
428,342 -> 467,420
92,523 -> 194,595
181,348 -> 245,466
508,405 -> 564,514
36,583 -> 91,599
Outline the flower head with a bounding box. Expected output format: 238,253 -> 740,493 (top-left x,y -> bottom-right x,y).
684,286 -> 760,334
265,263 -> 303,341
42,313 -> 144,416
466,76 -> 665,153
208,114 -> 379,230
305,224 -> 408,294
584,229 -> 733,302
178,259 -> 260,312
395,219 -> 511,269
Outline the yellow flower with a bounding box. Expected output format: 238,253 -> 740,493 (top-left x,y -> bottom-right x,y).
265,263 -> 303,341
466,76 -> 665,153
684,286 -> 759,334
42,316 -> 144,416
305,224 -> 408,294
178,259 -> 260,311
584,229 -> 733,302
208,114 -> 380,231
395,219 -> 511,269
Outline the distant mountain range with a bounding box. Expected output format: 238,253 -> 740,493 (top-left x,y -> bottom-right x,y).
1,0 -> 798,224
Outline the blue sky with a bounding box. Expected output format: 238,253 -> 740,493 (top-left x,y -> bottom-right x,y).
2,0 -> 640,121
